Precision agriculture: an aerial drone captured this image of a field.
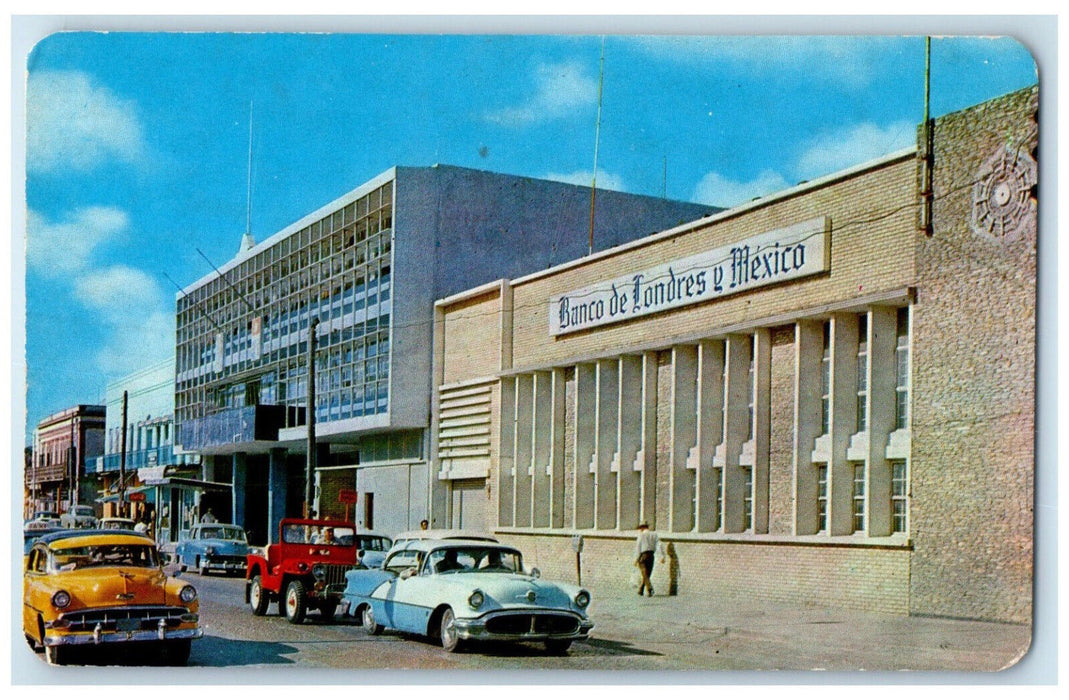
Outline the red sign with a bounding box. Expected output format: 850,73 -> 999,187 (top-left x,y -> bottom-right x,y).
338,489 -> 358,505
128,492 -> 146,502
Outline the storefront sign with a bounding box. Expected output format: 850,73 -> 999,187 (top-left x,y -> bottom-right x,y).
549,217 -> 830,336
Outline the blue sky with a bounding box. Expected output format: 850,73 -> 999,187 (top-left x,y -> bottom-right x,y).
20,31 -> 1038,444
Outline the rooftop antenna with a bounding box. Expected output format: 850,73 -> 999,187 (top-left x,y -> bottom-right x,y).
239,100 -> 256,254
588,36 -> 605,256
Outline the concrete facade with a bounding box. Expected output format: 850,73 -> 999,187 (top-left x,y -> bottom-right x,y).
431,87 -> 1037,624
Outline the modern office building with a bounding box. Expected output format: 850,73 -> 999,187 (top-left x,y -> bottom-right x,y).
431,87 -> 1037,626
175,165 -> 717,544
85,357 -> 206,545
26,405 -> 105,520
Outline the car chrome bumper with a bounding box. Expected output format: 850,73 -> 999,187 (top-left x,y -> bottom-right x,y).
44,626 -> 202,647
454,616 -> 593,642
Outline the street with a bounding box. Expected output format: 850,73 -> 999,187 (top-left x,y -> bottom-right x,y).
184,569 -> 679,671
21,562 -> 1032,678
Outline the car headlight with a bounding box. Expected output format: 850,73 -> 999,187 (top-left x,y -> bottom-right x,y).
468,589 -> 485,610
51,590 -> 71,609
205,546 -> 215,556
179,585 -> 198,604
574,590 -> 590,608
312,563 -> 326,581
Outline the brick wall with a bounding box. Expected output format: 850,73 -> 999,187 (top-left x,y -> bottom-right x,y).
499,532 -> 910,615
909,87 -> 1037,624
508,156 -> 917,370
441,290 -> 502,385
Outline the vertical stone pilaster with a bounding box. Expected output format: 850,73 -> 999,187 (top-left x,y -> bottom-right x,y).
497,377 -> 516,527
267,448 -> 287,544
573,364 -> 597,529
830,314 -> 860,535
513,374 -> 534,527
794,320 -> 824,535
670,345 -> 698,532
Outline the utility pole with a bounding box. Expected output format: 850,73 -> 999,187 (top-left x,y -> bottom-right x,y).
305,317 -> 320,518
119,391 -> 128,518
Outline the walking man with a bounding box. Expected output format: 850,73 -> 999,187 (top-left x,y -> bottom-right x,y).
634,522 -> 663,597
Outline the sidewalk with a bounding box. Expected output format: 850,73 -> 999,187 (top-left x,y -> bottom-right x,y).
582,584 -> 1032,672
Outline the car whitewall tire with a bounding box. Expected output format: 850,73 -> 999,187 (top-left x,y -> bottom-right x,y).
439,607 -> 463,653
361,604 -> 384,635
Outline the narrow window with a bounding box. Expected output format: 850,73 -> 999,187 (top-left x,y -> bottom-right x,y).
895,308 -> 911,431
712,467 -> 723,531
856,315 -> 869,432
746,348 -> 756,441
743,466 -> 754,532
852,463 -> 866,533
364,492 -> 374,531
820,322 -> 831,435
817,464 -> 828,533
891,461 -> 909,534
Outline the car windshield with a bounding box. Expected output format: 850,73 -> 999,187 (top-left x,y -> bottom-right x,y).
73,506 -> 94,516
425,546 -> 522,575
355,536 -> 391,551
101,519 -> 135,530
50,543 -> 159,571
199,526 -> 245,541
282,524 -> 354,545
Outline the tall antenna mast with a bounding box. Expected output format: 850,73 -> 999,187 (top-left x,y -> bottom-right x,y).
240,101 -> 256,254
246,101 -> 254,237
588,36 -> 605,256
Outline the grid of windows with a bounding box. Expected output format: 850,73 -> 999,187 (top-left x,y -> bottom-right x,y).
852,463 -> 866,532
891,461 -> 909,533
175,183 -> 394,430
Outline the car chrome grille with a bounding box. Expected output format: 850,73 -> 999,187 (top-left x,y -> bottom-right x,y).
485,612 -> 580,635
321,564 -> 351,587
56,606 -> 190,633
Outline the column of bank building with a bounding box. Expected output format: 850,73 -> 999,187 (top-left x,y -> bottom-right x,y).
431,87 -> 1037,623
174,165 -> 715,546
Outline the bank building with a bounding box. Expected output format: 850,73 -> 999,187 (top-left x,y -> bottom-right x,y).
174,166 -> 714,545
430,87 -> 1036,624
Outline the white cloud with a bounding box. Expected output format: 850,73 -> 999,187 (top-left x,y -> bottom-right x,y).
73,265 -> 164,315
544,170 -> 626,192
27,206 -> 129,275
485,61 -> 599,126
93,310 -> 175,378
794,121 -> 916,181
27,69 -> 146,173
73,266 -> 174,377
691,169 -> 792,208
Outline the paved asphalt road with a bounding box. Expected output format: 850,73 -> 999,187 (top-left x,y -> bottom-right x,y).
19,564 -> 1034,682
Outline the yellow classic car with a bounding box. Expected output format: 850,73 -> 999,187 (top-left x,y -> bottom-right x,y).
23,529 -> 202,665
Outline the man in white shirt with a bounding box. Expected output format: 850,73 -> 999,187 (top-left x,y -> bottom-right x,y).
634,522 -> 663,597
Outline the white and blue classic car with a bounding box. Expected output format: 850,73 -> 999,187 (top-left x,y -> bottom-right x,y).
174,523 -> 249,576
342,539 -> 593,653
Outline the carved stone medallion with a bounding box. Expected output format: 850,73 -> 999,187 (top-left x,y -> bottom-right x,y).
971,146 -> 1037,242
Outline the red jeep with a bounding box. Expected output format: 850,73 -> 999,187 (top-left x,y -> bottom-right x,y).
244,518 -> 358,624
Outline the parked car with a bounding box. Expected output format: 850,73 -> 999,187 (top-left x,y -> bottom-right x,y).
22,529 -> 202,665
350,532 -> 393,569
342,539 -> 593,654
59,505 -> 98,529
244,518 -> 359,624
175,523 -> 249,576
386,528 -> 497,557
98,517 -> 137,531
29,511 -> 61,526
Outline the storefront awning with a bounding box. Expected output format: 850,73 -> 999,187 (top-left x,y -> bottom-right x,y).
96,477 -> 231,503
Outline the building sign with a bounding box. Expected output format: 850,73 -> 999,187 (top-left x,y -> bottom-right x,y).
250,316 -> 262,360
549,217 -> 830,336
138,466 -> 167,484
